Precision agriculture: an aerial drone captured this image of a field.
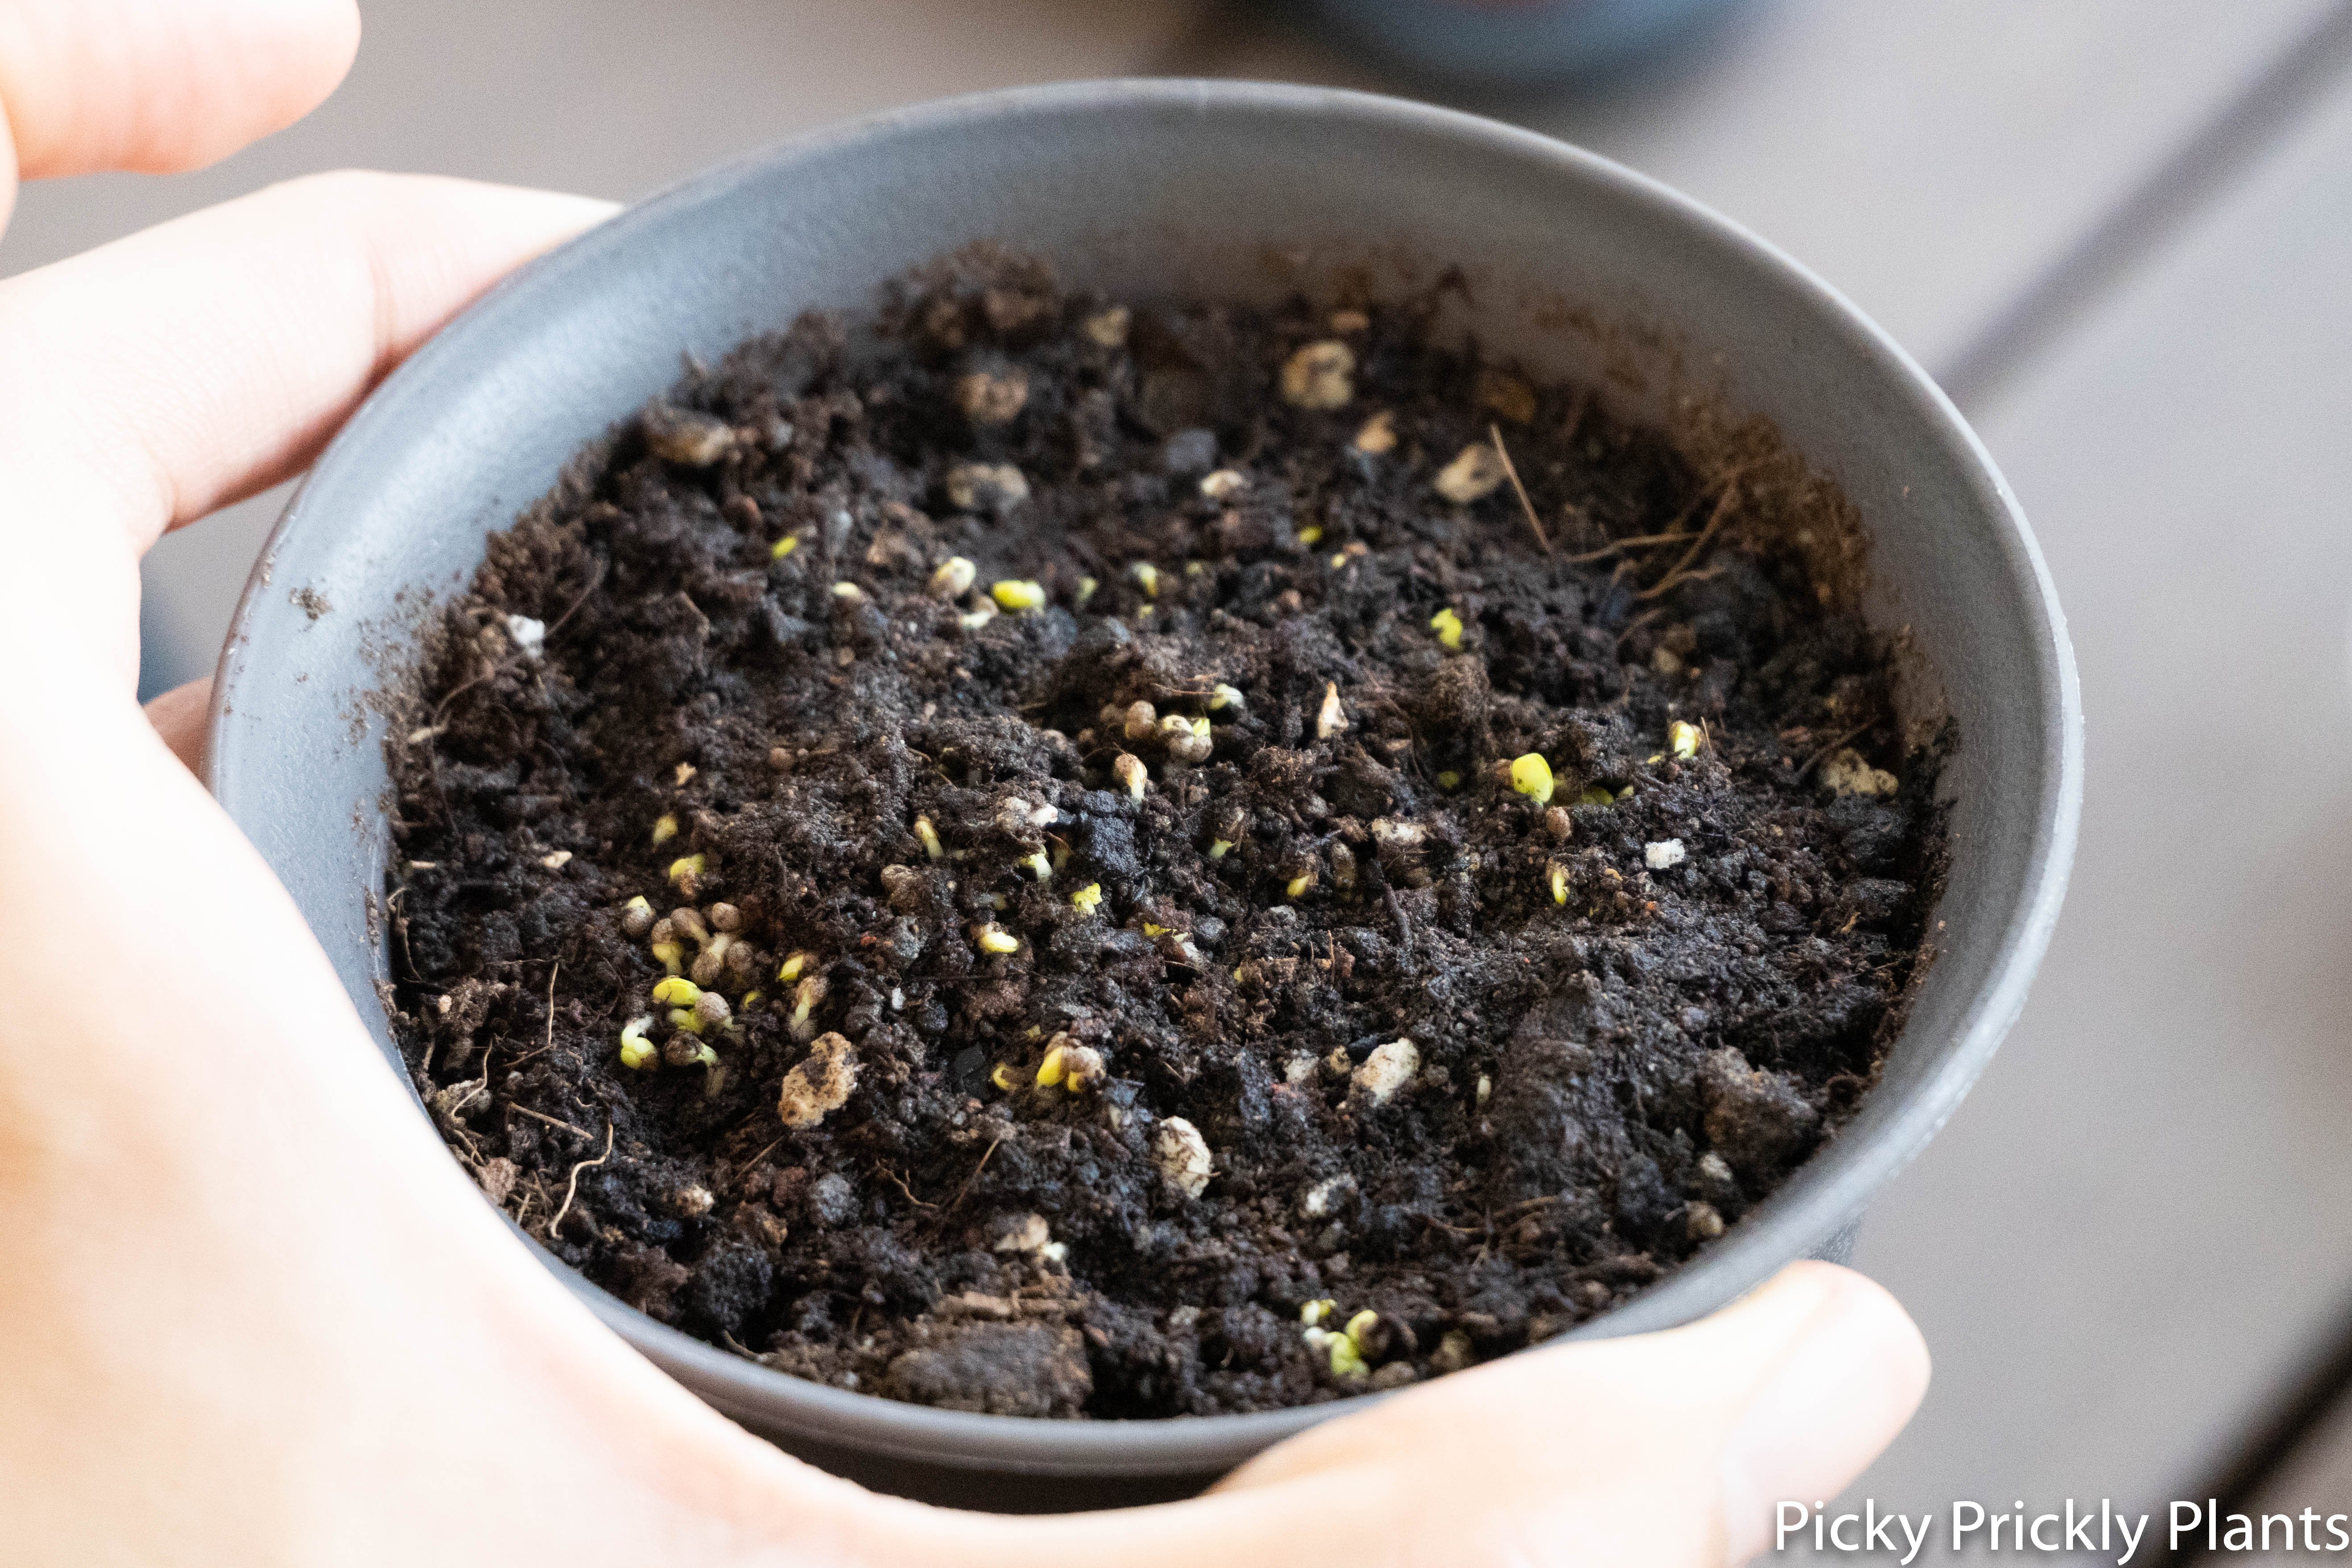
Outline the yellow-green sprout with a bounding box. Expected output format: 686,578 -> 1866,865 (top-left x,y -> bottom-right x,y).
1286,869 -> 1315,899
1113,753 -> 1148,803
1037,1044 -> 1069,1088
1430,607 -> 1464,651
668,1007 -> 704,1036
1509,753 -> 1555,807
829,580 -> 866,604
929,556 -> 976,599
1436,770 -> 1462,791
1578,784 -> 1616,806
1131,562 -> 1159,598
1076,575 -> 1099,607
1296,525 -> 1324,546
741,990 -> 762,1010
1056,1043 -> 1105,1091
1070,883 -> 1103,915
663,1028 -> 718,1068
914,815 -> 944,860
651,813 -> 679,847
1669,720 -> 1701,759
991,579 -> 1045,612
1208,838 -> 1236,860
990,1063 -> 1017,1091
618,1015 -> 658,1070
1324,1310 -> 1378,1377
1300,1326 -> 1365,1378
621,894 -> 654,938
1021,851 -> 1053,882
667,853 -> 706,895
770,533 -> 799,560
652,976 -> 703,1008
975,923 -> 1020,955
1300,1298 -> 1337,1327
1549,861 -> 1569,905
788,974 -> 827,1037
777,951 -> 811,984
1210,683 -> 1245,712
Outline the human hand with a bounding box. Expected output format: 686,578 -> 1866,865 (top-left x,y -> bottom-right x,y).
0,4 -> 1930,1564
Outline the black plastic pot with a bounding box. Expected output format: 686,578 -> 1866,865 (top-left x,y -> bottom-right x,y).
205,80 -> 2080,1511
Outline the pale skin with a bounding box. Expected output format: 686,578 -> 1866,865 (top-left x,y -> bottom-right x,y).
0,4 -> 1932,1561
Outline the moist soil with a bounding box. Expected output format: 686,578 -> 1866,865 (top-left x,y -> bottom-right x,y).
383,253 -> 1946,1419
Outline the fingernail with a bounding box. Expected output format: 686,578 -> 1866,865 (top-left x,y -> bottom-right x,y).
1717,1272 -> 1928,1565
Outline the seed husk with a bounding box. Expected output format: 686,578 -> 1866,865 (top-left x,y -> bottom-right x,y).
956,367 -> 1030,424
1280,340 -> 1356,410
1434,441 -> 1508,503
945,461 -> 1029,514
1154,1117 -> 1213,1198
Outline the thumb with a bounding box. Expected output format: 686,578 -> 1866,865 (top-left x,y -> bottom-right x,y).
1220,1260 -> 1928,1568
0,0 -> 359,233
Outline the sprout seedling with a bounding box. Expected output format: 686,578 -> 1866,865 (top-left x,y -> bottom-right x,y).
1509,753 -> 1554,807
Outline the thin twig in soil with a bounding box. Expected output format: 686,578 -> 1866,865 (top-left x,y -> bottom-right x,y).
1637,477 -> 1742,601
1488,423 -> 1551,554
1612,606 -> 1667,653
547,1122 -> 614,1238
938,1136 -> 1003,1221
471,1022 -> 504,1094
878,1167 -> 936,1210
428,657 -> 504,727
1561,385 -> 1593,447
1560,528 -> 1695,566
426,562 -> 608,728
507,1103 -> 592,1140
1796,721 -> 1875,778
541,555 -> 609,640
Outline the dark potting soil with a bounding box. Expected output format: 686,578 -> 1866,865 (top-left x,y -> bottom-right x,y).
382,253 -> 1946,1419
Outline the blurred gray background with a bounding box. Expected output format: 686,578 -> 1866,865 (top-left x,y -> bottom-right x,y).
9,0 -> 2351,1549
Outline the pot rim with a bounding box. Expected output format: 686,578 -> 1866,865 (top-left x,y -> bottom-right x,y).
206,77 -> 2081,1479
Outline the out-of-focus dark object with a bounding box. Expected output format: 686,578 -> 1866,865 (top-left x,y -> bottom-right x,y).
1301,0 -> 1752,88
